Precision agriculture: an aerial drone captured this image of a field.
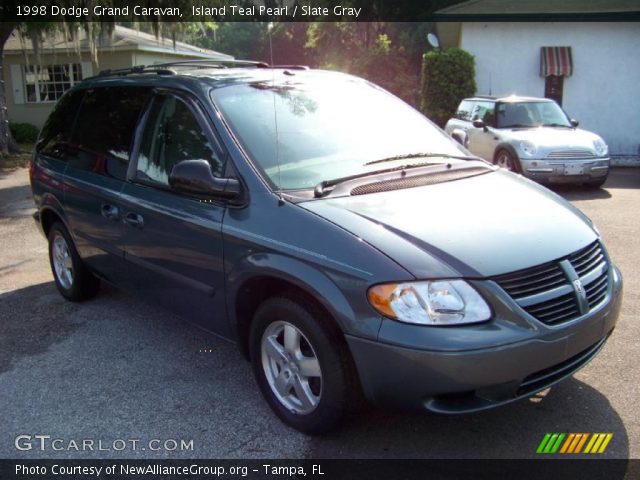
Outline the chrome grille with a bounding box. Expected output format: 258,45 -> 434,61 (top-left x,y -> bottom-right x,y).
546,149 -> 596,160
493,240 -> 609,326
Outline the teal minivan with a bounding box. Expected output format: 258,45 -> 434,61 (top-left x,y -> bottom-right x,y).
31,61 -> 622,434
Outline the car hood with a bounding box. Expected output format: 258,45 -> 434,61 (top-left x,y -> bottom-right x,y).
500,127 -> 602,149
299,170 -> 597,278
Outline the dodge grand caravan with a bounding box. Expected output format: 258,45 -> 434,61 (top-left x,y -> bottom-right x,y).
31,61 -> 623,434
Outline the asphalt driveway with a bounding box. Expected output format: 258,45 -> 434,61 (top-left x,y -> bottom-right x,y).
0,167 -> 638,459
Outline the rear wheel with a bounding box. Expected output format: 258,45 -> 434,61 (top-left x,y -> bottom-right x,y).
250,297 -> 355,434
48,222 -> 100,301
494,149 -> 520,172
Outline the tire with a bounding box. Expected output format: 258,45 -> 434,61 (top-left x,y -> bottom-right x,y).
586,177 -> 607,189
48,221 -> 100,301
250,297 -> 356,435
493,149 -> 520,173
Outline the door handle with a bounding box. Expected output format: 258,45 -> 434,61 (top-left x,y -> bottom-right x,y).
101,204 -> 120,221
124,212 -> 144,229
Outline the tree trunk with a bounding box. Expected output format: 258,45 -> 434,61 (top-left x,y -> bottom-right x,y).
0,23 -> 20,155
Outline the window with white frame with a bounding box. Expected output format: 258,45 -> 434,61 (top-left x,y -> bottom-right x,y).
23,63 -> 82,103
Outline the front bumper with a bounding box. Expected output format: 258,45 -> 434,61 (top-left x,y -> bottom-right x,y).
346,266 -> 622,413
520,157 -> 610,184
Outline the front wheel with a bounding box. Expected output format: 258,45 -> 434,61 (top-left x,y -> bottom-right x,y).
586,177 -> 607,189
494,149 -> 520,172
250,297 -> 355,434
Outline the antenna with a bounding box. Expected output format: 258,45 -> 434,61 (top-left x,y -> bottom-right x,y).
268,23 -> 284,206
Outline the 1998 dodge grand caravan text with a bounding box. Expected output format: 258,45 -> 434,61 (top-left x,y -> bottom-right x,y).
31,62 -> 622,434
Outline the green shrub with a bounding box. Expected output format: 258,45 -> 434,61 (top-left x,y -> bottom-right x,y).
420,48 -> 476,128
9,122 -> 39,144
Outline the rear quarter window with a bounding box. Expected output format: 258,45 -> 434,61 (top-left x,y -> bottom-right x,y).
36,89 -> 85,159
67,86 -> 151,180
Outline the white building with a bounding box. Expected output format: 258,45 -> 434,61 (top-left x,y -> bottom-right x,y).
436,1 -> 640,158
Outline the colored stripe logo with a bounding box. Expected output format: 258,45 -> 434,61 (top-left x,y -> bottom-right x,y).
537,433 -> 612,454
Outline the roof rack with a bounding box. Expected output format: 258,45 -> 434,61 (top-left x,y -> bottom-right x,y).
96,60 -> 309,78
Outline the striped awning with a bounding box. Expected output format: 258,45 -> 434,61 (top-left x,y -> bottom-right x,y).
540,47 -> 573,77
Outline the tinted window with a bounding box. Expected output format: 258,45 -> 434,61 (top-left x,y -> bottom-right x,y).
136,95 -> 223,186
37,89 -> 84,158
68,87 -> 150,180
455,100 -> 474,121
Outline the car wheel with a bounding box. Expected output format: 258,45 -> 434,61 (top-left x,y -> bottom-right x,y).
494,149 -> 520,172
250,297 -> 355,434
586,177 -> 607,189
48,221 -> 100,301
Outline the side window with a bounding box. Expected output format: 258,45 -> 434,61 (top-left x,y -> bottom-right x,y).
472,101 -> 496,126
455,100 -> 474,121
36,89 -> 85,159
68,86 -> 150,180
136,95 -> 224,187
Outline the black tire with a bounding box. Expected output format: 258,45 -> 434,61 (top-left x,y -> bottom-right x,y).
249,297 -> 356,435
48,221 -> 100,302
493,149 -> 521,173
586,177 -> 607,189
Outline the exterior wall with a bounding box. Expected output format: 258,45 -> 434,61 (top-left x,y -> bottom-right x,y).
4,50 -> 133,128
460,22 -> 640,155
132,51 -> 209,66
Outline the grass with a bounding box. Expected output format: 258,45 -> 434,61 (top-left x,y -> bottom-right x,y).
0,143 -> 34,169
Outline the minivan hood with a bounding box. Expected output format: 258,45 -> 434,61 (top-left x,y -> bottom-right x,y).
501,127 -> 601,149
299,170 -> 597,278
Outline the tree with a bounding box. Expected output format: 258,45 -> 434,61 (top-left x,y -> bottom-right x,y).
420,48 -> 476,127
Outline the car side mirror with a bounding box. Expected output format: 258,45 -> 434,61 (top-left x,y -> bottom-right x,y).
570,118 -> 579,127
169,159 -> 240,199
472,119 -> 488,131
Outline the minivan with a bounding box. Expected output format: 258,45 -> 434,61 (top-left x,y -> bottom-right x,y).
31,61 -> 623,434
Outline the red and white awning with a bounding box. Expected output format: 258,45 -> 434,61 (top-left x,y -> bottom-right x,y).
540,47 -> 573,77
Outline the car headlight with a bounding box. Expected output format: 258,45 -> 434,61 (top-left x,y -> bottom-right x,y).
519,140 -> 537,156
367,280 -> 491,326
593,138 -> 608,157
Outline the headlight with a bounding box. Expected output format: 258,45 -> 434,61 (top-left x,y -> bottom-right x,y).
367,280 -> 491,326
593,138 -> 608,157
519,140 -> 537,156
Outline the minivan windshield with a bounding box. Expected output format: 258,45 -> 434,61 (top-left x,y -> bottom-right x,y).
496,101 -> 572,129
211,76 -> 471,190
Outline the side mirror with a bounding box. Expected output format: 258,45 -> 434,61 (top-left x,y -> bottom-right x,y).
169,159 -> 240,199
570,118 -> 579,127
472,119 -> 488,131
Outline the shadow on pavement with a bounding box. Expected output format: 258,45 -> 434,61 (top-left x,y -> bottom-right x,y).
309,377 -> 629,462
0,282 -> 83,374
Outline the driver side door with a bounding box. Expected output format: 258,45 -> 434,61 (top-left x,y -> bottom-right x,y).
120,91 -> 231,336
467,101 -> 500,161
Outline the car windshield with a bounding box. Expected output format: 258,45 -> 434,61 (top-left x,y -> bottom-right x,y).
211,76 -> 470,190
496,101 -> 571,128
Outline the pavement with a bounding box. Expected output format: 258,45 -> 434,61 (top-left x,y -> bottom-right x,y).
0,167 -> 638,460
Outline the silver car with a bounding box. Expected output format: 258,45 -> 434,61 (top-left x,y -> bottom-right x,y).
444,96 -> 610,187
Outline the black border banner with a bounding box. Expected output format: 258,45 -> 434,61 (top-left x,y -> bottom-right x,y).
2,459 -> 639,480
1,0 -> 639,23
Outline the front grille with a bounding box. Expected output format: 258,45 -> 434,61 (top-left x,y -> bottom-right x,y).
546,149 -> 596,160
493,240 -> 609,326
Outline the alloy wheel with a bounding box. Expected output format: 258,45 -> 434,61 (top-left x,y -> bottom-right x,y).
260,320 -> 322,415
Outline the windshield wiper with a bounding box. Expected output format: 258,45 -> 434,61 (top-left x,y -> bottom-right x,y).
542,123 -> 572,128
500,124 -> 533,129
363,152 -> 477,166
313,161 -> 447,198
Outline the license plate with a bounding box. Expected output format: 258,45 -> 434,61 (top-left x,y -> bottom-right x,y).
564,164 -> 584,175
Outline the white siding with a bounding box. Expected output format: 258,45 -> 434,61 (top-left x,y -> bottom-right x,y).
460,22 -> 640,155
